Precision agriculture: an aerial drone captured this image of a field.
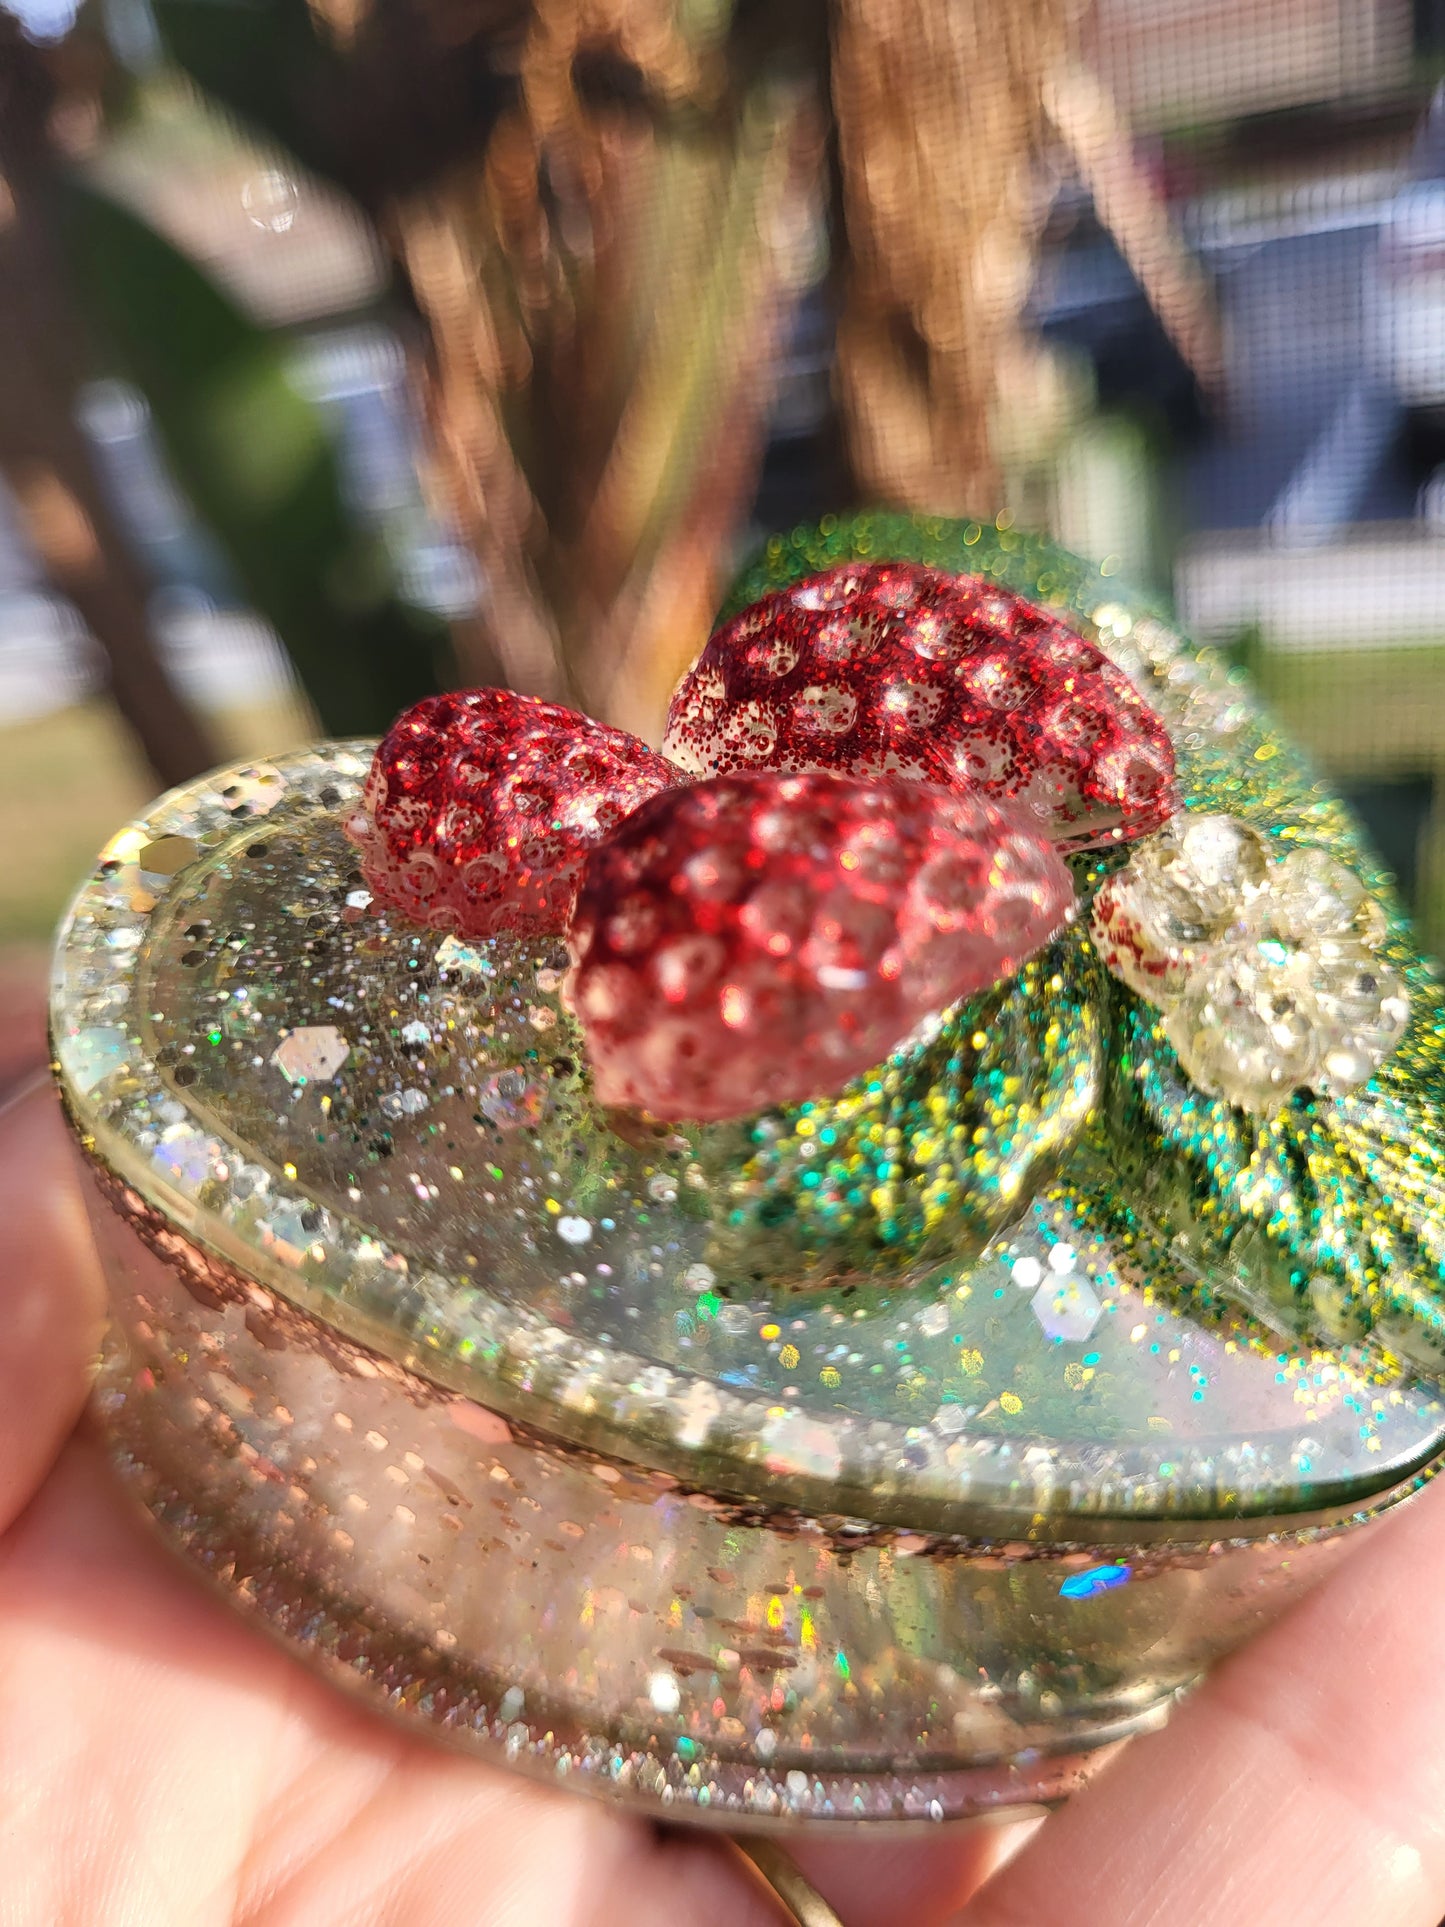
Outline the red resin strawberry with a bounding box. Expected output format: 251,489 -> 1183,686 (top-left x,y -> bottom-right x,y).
347,689 -> 680,937
664,561 -> 1179,851
566,770 -> 1073,1122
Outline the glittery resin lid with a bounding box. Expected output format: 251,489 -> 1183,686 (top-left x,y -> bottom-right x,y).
51,519 -> 1445,1541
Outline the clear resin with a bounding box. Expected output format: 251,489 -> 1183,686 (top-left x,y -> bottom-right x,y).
52,516 -> 1445,1828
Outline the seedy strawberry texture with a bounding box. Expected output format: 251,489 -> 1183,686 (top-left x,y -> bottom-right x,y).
663,561 -> 1178,852
347,689 -> 680,937
566,770 -> 1074,1122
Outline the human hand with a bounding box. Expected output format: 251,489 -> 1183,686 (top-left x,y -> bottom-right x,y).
3,1079 -> 1445,1927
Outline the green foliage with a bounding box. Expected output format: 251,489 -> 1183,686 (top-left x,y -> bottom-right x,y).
60,179 -> 448,736
152,0 -> 348,189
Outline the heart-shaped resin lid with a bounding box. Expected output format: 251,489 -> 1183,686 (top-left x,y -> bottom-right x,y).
51,525 -> 1445,1539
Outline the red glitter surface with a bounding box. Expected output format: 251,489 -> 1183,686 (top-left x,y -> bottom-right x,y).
347,689 -> 679,937
566,770 -> 1073,1122
664,561 -> 1179,851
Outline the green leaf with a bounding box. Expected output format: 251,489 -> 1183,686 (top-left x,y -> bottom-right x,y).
696,935 -> 1106,1291
58,177 -> 448,736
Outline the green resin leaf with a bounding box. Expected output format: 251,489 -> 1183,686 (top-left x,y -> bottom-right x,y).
719,508 -> 1169,634
1098,963 -> 1445,1373
716,509 -> 1445,1374
696,933 -> 1106,1292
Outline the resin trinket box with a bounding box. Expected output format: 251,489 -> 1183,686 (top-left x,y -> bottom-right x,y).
51,515 -> 1445,1830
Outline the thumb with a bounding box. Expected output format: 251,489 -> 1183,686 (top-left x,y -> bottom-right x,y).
0,1079 -> 106,1532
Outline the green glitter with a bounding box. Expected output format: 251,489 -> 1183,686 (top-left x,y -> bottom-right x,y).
695,938 -> 1104,1290
722,509 -> 1445,1372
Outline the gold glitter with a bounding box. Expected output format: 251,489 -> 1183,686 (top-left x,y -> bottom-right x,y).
137,836 -> 199,877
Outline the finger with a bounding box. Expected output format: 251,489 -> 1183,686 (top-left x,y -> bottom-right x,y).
785,1814 -> 1044,1927
0,944 -> 49,1092
0,1441 -> 787,1927
957,1472 -> 1445,1927
0,1083 -> 106,1531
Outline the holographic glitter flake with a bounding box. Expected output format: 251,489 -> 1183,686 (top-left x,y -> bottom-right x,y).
667,561 -> 1180,851
566,770 -> 1072,1122
1030,1271 -> 1102,1344
57,1024 -> 131,1095
271,1025 -> 351,1085
1059,1564 -> 1131,1600
477,1068 -> 547,1130
434,935 -> 494,978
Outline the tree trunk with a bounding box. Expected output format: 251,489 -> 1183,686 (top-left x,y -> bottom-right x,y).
830,0 -> 1073,516
0,15 -> 216,788
391,2 -> 824,741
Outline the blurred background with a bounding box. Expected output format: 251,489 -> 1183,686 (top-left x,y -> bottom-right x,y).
6,0 -> 1445,1075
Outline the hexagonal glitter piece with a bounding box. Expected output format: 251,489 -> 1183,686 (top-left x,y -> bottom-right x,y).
136,835 -> 199,880
271,1025 -> 350,1085
1030,1272 -> 1102,1344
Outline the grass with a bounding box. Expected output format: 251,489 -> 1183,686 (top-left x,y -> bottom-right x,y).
0,695 -> 315,944
1254,644 -> 1445,950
